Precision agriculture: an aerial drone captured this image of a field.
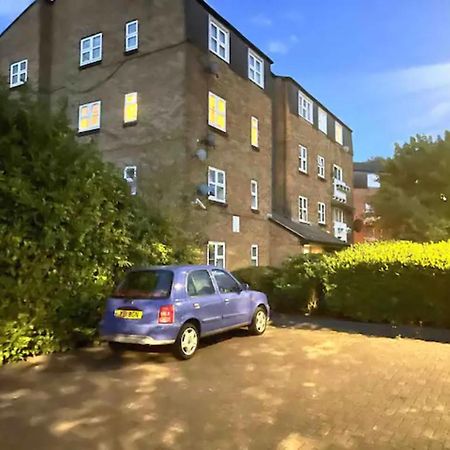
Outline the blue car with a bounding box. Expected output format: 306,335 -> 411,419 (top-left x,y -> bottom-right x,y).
100,265 -> 270,359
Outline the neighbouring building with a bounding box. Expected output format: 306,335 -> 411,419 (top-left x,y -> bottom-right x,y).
353,160 -> 384,243
0,0 -> 354,269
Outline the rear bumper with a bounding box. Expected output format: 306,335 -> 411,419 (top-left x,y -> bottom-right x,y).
102,334 -> 175,346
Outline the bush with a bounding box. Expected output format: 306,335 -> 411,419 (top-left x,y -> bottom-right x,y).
0,85 -> 199,365
323,241 -> 450,327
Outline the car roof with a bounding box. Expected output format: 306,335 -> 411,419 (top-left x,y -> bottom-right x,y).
129,265 -> 221,273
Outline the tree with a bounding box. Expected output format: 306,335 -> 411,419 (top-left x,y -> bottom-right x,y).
0,84 -> 199,363
373,134 -> 450,241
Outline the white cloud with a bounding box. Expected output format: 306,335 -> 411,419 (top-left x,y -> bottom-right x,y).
251,13 -> 272,27
267,40 -> 289,55
0,0 -> 34,17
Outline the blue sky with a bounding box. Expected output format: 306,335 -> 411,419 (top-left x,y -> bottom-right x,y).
2,0 -> 450,161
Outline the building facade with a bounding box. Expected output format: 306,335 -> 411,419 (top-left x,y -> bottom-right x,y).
0,0 -> 354,270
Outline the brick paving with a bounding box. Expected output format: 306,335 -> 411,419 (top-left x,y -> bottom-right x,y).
0,321 -> 448,449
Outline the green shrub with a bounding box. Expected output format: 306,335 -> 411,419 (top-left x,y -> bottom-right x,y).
323,241 -> 450,327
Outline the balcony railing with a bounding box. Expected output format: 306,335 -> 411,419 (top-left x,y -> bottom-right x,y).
333,178 -> 351,204
334,221 -> 348,242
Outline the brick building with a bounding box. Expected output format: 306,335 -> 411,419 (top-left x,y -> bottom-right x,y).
0,0 -> 354,269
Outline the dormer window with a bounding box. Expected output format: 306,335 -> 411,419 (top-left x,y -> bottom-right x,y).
209,17 -> 230,63
298,92 -> 313,124
248,50 -> 264,88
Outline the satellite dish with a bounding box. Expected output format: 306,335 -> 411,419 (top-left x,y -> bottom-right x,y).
197,183 -> 211,196
195,148 -> 208,161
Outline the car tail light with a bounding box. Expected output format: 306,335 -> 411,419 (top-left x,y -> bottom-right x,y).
158,305 -> 174,324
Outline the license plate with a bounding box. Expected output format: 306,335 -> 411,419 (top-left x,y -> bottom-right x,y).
114,309 -> 143,320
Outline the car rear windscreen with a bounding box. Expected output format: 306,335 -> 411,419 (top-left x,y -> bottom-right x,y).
113,270 -> 173,299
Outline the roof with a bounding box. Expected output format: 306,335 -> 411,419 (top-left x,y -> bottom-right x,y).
276,75 -> 353,132
354,160 -> 385,173
0,0 -> 36,38
269,213 -> 348,247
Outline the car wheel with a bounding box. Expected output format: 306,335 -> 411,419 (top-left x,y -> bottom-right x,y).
173,323 -> 199,360
108,341 -> 127,353
249,307 -> 268,336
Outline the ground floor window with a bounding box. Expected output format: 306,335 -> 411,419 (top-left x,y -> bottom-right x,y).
207,241 -> 226,268
251,245 -> 259,267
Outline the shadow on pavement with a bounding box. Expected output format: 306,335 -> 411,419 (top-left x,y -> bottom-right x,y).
271,312 -> 450,344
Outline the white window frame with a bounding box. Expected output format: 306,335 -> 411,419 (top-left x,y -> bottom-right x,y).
299,145 -> 308,174
209,17 -> 230,63
367,173 -> 381,188
318,202 -> 326,225
251,245 -> 259,267
78,101 -> 101,133
298,92 -> 313,124
318,107 -> 327,134
232,216 -> 240,233
248,49 -> 265,88
333,207 -> 345,224
80,33 -> 103,67
317,155 -> 326,179
333,164 -> 343,182
251,180 -> 259,211
207,241 -> 226,268
9,59 -> 28,88
123,166 -> 137,196
208,166 -> 226,203
335,121 -> 344,145
298,196 -> 309,223
125,20 -> 139,52
251,116 -> 259,148
208,92 -> 227,132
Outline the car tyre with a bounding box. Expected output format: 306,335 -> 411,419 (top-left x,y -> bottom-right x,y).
249,306 -> 268,336
173,322 -> 199,360
108,341 -> 127,353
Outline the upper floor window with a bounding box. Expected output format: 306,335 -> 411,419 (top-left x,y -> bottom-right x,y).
335,121 -> 344,145
317,155 -> 326,179
80,33 -> 102,67
248,50 -> 264,88
10,59 -> 28,88
333,164 -> 343,181
318,202 -> 326,225
298,196 -> 309,223
125,20 -> 139,53
78,101 -> 101,133
209,17 -> 230,63
208,92 -> 227,132
208,242 -> 226,268
123,166 -> 137,196
124,92 -> 138,124
251,179 -> 259,210
367,173 -> 381,188
251,245 -> 259,267
333,207 -> 345,224
251,116 -> 259,148
299,145 -> 308,174
318,108 -> 327,134
208,166 -> 226,203
232,215 -> 241,233
298,92 -> 313,124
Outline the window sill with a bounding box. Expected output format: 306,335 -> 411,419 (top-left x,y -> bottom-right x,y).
208,199 -> 228,208
208,125 -> 228,138
318,176 -> 327,182
124,48 -> 139,56
251,208 -> 260,214
123,121 -> 138,128
299,170 -> 309,176
78,128 -> 100,137
251,145 -> 260,152
79,60 -> 102,71
9,82 -> 28,90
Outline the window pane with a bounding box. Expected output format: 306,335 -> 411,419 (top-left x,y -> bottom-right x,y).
82,39 -> 91,50
20,61 -> 27,70
128,22 -> 137,34
12,65 -> 18,74
93,35 -> 101,47
217,171 -> 224,184
92,48 -> 101,59
213,270 -> 240,294
187,270 -> 215,297
12,74 -> 18,84
127,36 -> 137,48
114,270 -> 173,299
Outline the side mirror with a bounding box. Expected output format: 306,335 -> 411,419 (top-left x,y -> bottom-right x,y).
241,283 -> 250,291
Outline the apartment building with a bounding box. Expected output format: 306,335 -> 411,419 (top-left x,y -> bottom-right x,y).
0,0 -> 354,270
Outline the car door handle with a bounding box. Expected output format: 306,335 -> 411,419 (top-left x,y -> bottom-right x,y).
224,299 -> 230,304
193,303 -> 201,309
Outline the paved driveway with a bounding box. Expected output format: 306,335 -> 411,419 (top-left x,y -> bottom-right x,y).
0,321 -> 449,450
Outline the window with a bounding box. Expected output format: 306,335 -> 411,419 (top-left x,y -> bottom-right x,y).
114,270 -> 173,299
251,180 -> 259,210
208,92 -> 227,132
187,270 -> 216,297
298,92 -> 313,123
298,196 -> 309,223
248,50 -> 264,88
318,202 -> 326,225
212,269 -> 242,294
251,245 -> 259,267
333,164 -> 343,181
364,203 -> 375,214
124,92 -> 138,124
9,59 -> 28,88
125,20 -> 139,52
299,145 -> 308,174
80,33 -> 102,67
318,108 -> 327,134
335,121 -> 343,145
251,116 -> 259,147
333,207 -> 345,223
232,216 -> 240,233
208,242 -> 226,268
124,166 -> 137,196
209,17 -> 230,62
367,173 -> 381,188
208,167 -> 226,203
78,101 -> 101,132
317,155 -> 326,179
